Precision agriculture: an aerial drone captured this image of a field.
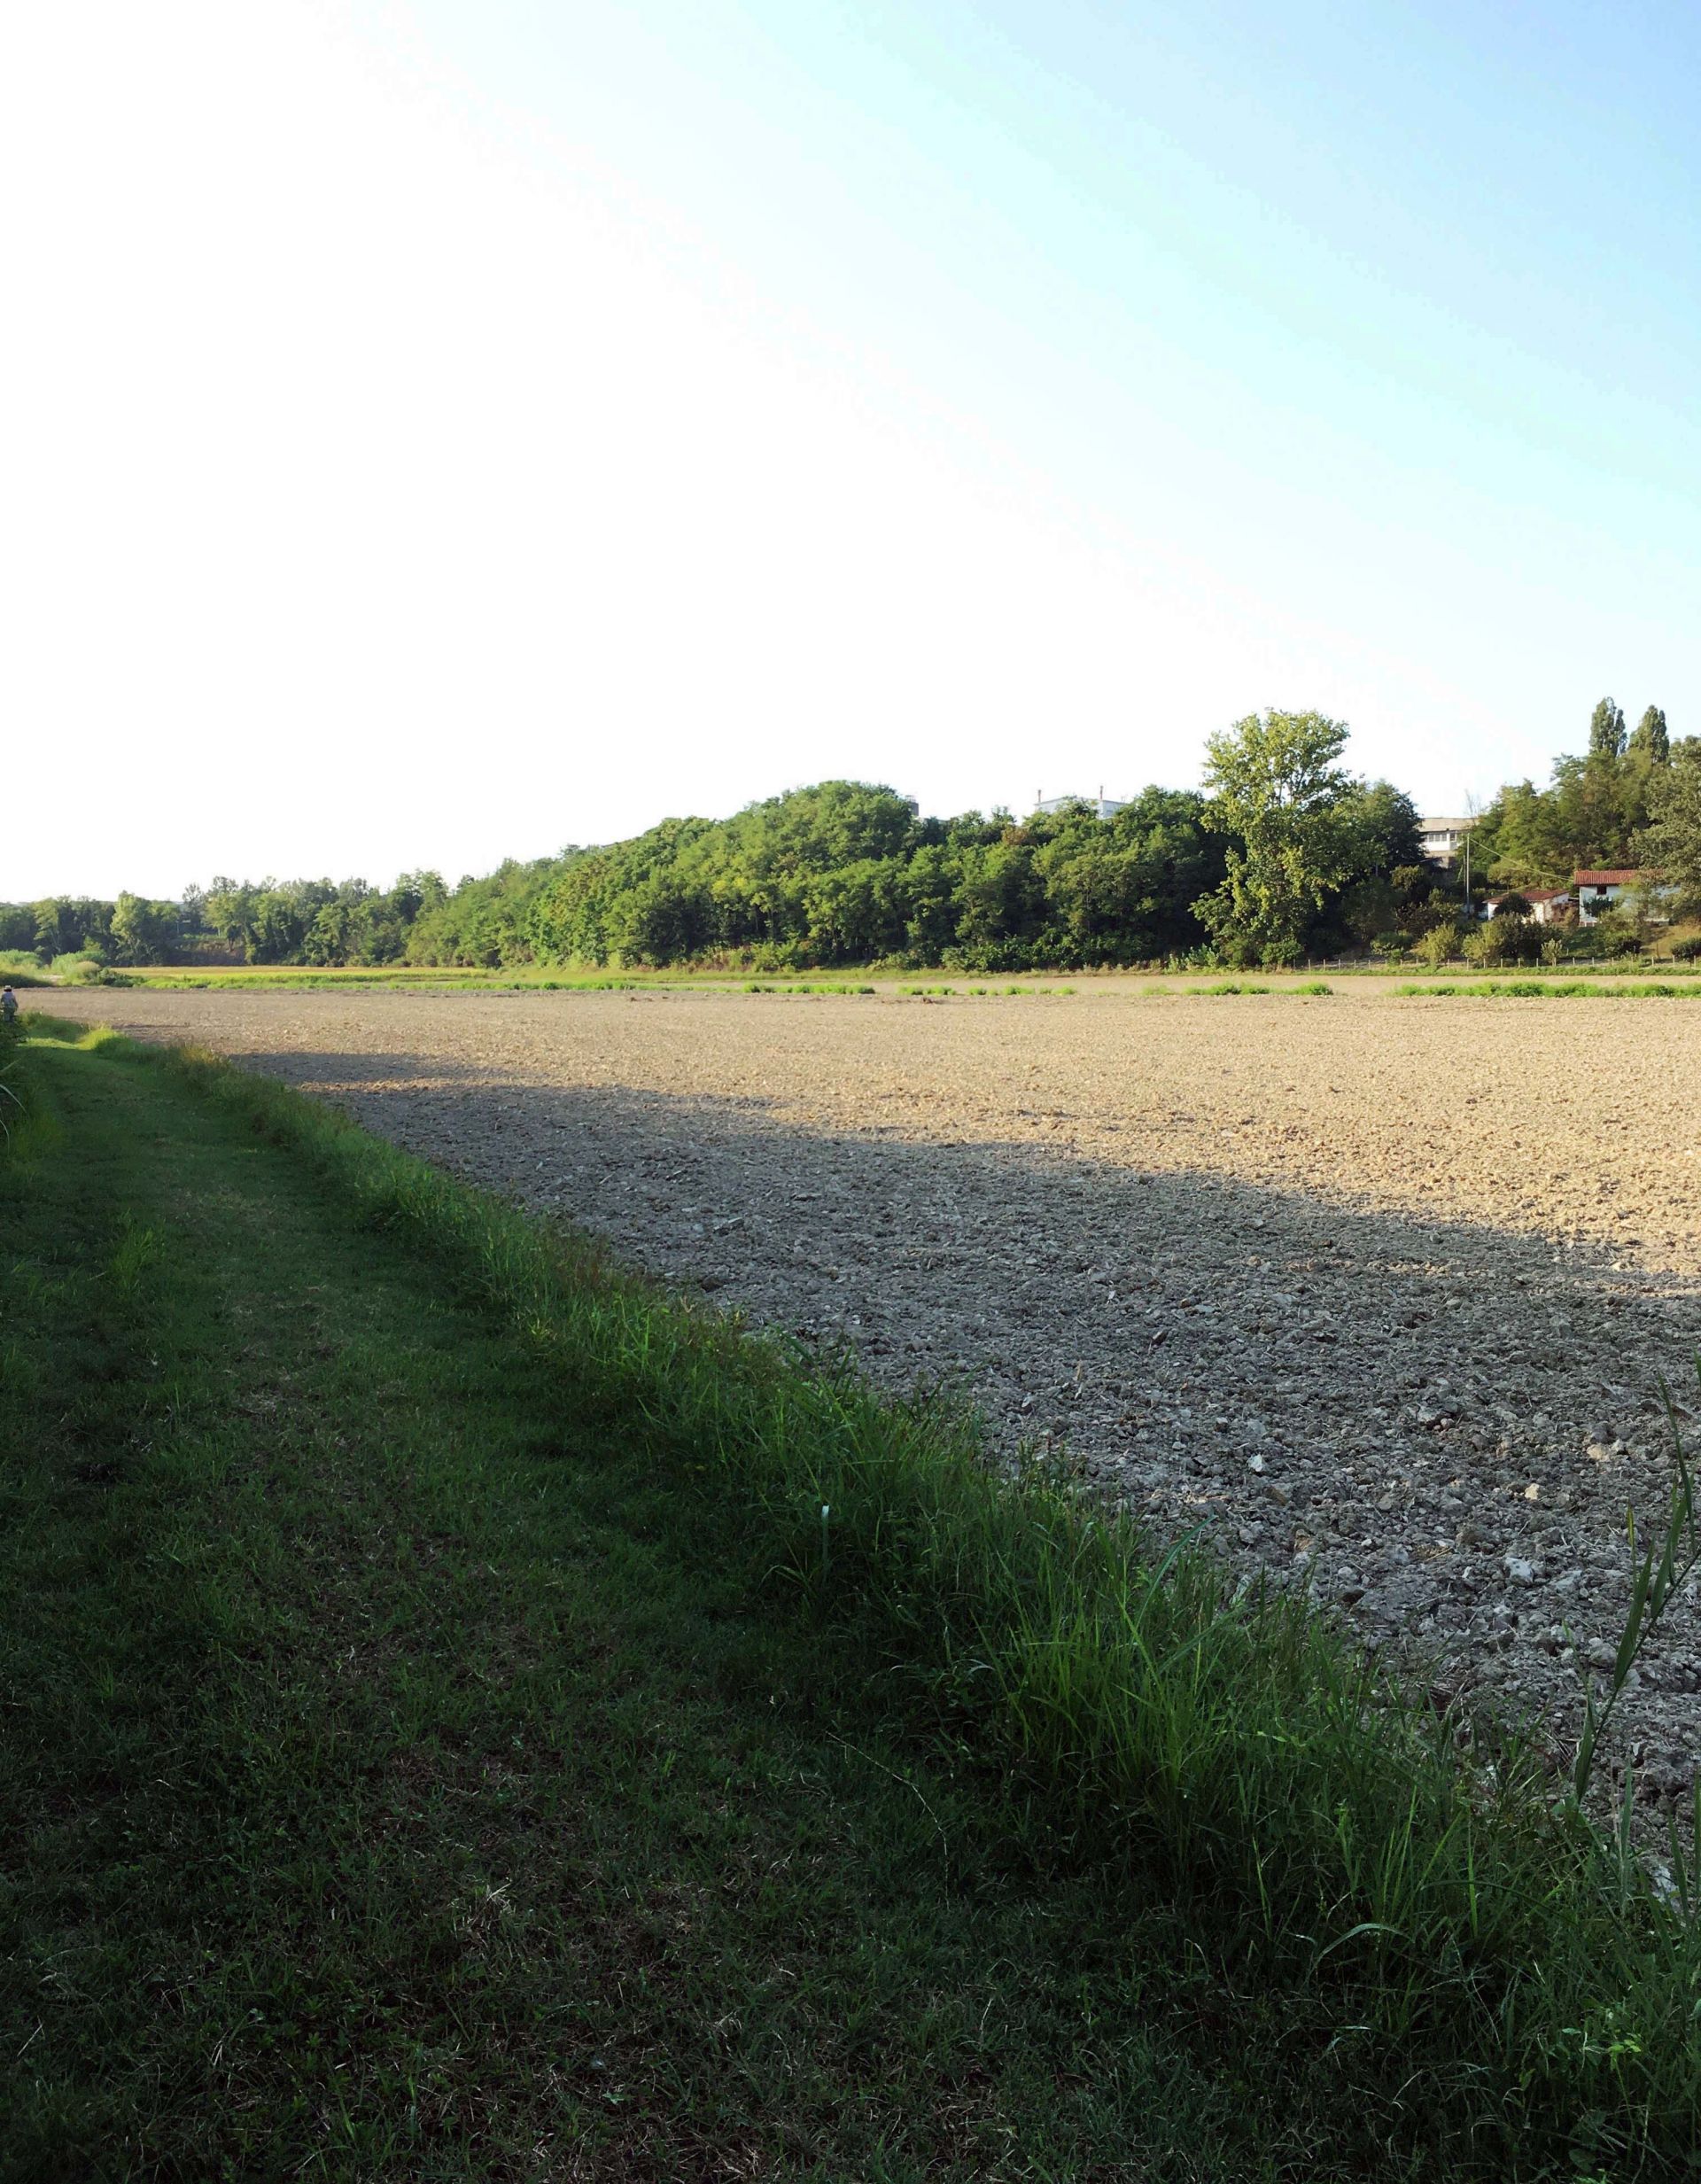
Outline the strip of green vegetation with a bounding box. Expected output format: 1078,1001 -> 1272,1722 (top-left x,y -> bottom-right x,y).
1178,983 -> 1336,999
128,968 -> 655,992
1187,980 -> 1332,996
742,981 -> 878,995
127,969 -> 889,995
1329,961 -> 1701,977
1119,978 -> 1332,996
1397,979 -> 1701,999
4,1024 -> 1699,2177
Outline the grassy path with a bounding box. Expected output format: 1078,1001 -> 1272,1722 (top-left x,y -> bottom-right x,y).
0,1031 -> 1356,2182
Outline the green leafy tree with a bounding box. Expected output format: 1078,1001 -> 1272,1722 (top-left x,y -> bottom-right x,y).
950,836 -> 1046,969
1030,790 -> 1220,966
32,898 -> 114,962
1199,710 -> 1357,962
1482,895 -> 1541,963
899,843 -> 959,964
1473,700 -> 1674,888
109,893 -> 177,965
389,871 -> 447,925
1416,921 -> 1464,968
0,905 -> 36,954
1629,706 -> 1670,764
1318,783 -> 1425,949
801,859 -> 908,961
1588,697 -> 1627,761
1643,736 -> 1701,915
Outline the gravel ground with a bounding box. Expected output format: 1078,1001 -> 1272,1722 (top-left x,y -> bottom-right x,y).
44,982 -> 1701,1799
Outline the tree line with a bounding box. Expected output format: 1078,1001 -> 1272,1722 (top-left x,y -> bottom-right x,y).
7,705 -> 1697,976
1467,701 -> 1694,884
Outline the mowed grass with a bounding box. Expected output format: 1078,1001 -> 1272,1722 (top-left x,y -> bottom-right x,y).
0,1029 -> 1371,2181
4,1024 -> 1701,2180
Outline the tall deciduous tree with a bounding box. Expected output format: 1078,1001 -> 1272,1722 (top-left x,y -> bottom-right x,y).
1643,738 -> 1701,913
1629,706 -> 1670,764
1588,697 -> 1627,760
1199,710 -> 1355,962
109,893 -> 177,965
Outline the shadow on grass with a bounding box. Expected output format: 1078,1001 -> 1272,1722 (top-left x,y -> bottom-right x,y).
203,1042 -> 1701,1796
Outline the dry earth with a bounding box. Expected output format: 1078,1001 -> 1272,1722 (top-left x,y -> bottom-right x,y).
46,982 -> 1701,1799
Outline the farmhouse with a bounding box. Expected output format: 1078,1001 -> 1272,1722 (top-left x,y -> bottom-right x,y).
1573,869 -> 1665,924
1480,887 -> 1571,924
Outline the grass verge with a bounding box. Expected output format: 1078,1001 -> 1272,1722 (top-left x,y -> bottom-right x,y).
4,1022 -> 1699,2178
1397,979 -> 1701,999
1189,981 -> 1332,997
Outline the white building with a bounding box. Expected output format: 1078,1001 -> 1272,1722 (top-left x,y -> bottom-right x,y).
1480,887 -> 1570,925
1418,816 -> 1474,867
1573,869 -> 1661,925
1034,789 -> 1128,820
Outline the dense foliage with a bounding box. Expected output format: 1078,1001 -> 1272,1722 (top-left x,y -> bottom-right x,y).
506,783 -> 1229,971
8,700 -> 1690,971
198,873 -> 450,965
1192,712 -> 1428,965
1469,696 -> 1692,895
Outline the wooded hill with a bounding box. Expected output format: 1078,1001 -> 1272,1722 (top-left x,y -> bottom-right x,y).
9,702 -> 1698,973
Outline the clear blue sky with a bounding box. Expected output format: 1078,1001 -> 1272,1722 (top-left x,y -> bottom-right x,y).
5,0 -> 1697,895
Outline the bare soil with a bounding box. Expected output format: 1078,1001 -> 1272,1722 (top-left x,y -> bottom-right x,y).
48,981 -> 1701,1799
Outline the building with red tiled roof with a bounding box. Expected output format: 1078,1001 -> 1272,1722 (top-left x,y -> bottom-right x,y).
1480,886 -> 1572,925
1573,870 -> 1669,924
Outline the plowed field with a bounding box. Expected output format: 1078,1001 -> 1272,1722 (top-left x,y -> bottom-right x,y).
45,981 -> 1701,1799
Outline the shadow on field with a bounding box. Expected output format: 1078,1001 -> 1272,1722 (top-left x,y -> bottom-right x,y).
231,1045 -> 1701,1780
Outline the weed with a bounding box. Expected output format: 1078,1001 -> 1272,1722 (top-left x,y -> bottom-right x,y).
1570,1371 -> 1701,1815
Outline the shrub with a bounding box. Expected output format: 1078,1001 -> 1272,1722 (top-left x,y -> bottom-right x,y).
1413,923 -> 1460,969
1592,910 -> 1645,959
0,952 -> 49,988
48,954 -> 106,984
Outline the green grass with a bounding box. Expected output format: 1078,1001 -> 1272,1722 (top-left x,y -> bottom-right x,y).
128,966 -> 654,991
1396,978 -> 1701,999
0,1027 -> 1336,2180
742,981 -> 878,996
1187,983 -> 1327,999
4,1023 -> 1701,2178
